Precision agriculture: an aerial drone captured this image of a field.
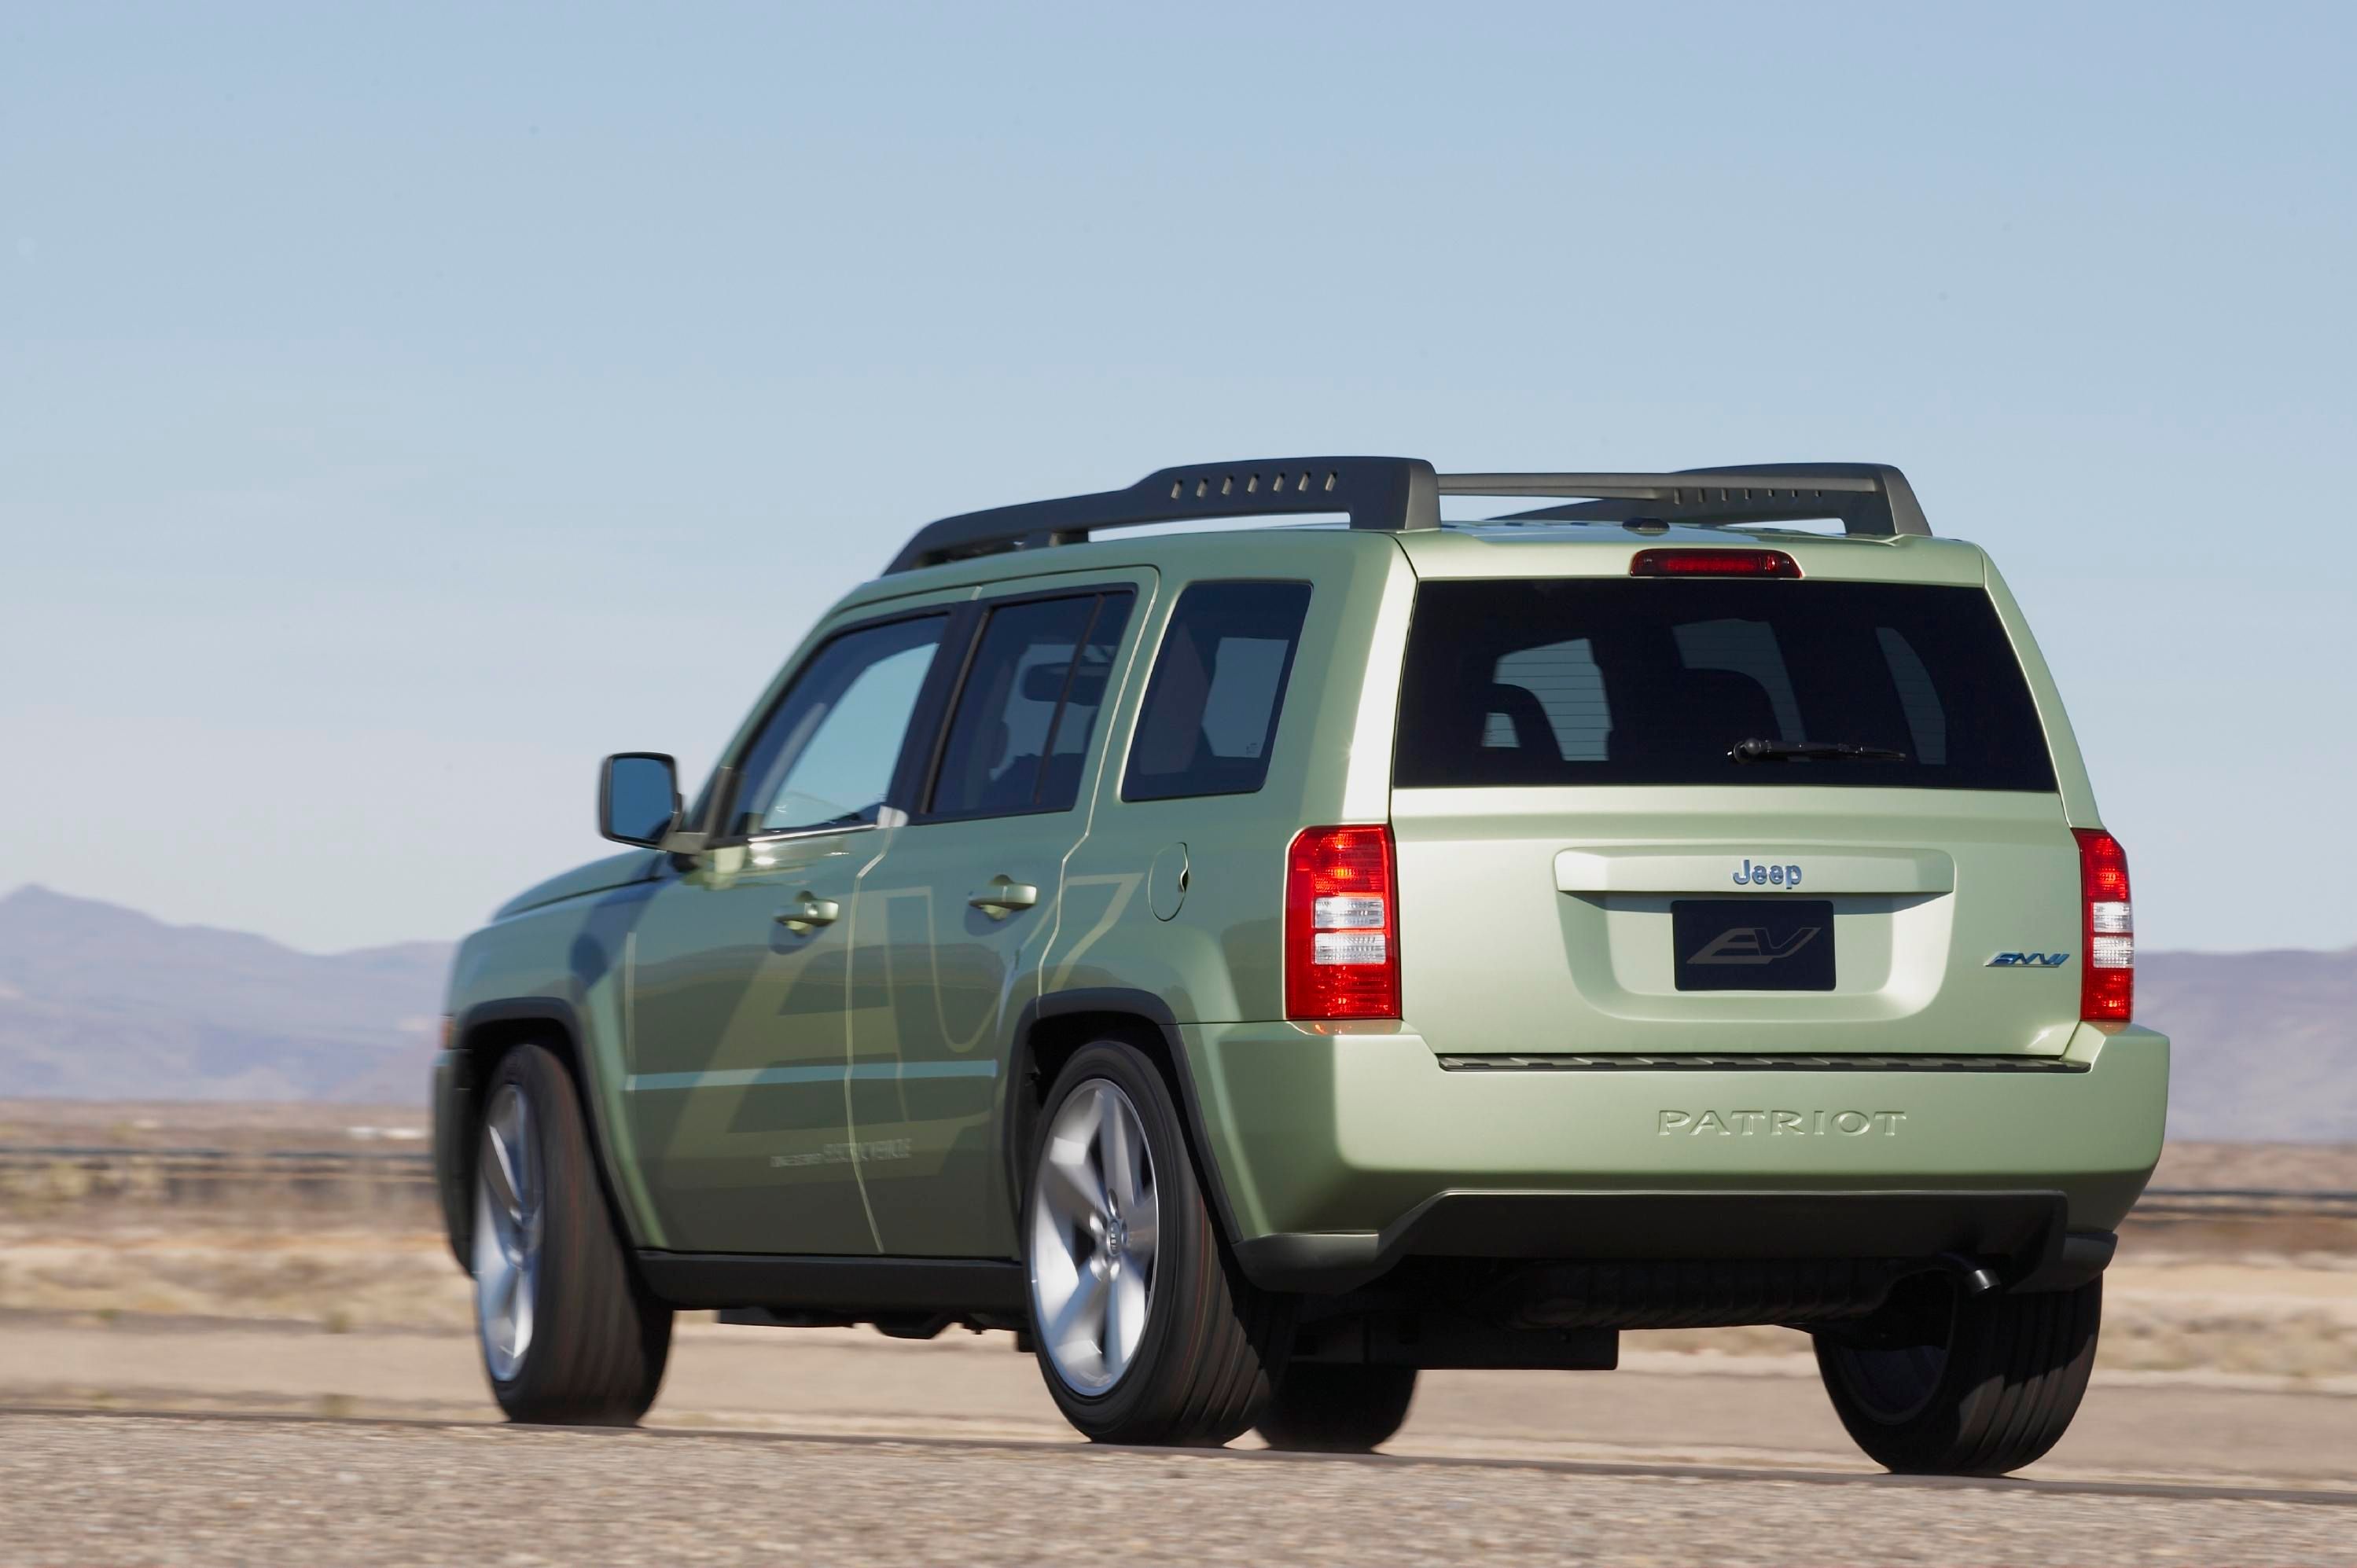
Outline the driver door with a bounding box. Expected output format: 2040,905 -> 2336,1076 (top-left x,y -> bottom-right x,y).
623,609 -> 951,1255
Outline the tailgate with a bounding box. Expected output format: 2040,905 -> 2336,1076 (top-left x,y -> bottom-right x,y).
1387,571 -> 2082,1059
1393,787 -> 2083,1057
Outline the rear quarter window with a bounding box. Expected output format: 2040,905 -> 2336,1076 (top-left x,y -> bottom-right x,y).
1123,581 -> 1312,802
1395,578 -> 2056,791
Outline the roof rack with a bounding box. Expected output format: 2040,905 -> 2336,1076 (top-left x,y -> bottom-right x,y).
1484,463 -> 1929,538
882,457 -> 1926,574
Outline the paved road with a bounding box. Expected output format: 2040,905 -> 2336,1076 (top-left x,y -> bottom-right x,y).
4,1318 -> 2354,1563
2,1409 -> 2349,1566
6,1316 -> 2354,1486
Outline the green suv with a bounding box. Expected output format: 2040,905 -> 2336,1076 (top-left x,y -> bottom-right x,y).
432,457 -> 2166,1473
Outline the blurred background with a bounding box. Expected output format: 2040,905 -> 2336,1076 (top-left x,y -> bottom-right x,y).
0,0 -> 2351,1452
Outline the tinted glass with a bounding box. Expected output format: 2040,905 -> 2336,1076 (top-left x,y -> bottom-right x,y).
1039,594 -> 1134,802
734,615 -> 946,834
929,592 -> 1133,818
1123,581 -> 1311,802
1395,579 -> 2055,791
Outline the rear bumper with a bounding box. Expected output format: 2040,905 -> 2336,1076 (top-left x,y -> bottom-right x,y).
1179,1020 -> 2166,1294
1234,1192 -> 2116,1296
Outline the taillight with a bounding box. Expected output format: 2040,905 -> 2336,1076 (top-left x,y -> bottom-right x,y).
1285,825 -> 1399,1020
1629,547 -> 1801,578
2075,828 -> 2133,1023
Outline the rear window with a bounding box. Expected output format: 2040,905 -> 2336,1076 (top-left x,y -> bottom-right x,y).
1395,579 -> 2056,791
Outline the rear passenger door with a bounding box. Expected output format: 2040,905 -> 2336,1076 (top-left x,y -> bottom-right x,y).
851,578 -> 1144,1258
1047,577 -> 1321,1021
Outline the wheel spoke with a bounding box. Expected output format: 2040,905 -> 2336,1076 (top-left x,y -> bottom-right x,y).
1042,1138 -> 1109,1227
1047,1265 -> 1108,1362
475,1227 -> 509,1309
510,1099 -> 538,1227
507,1255 -> 534,1359
1102,1096 -> 1140,1216
1101,1263 -> 1126,1368
1109,1264 -> 1149,1368
1121,1212 -> 1158,1265
484,1184 -> 517,1259
483,1121 -> 521,1221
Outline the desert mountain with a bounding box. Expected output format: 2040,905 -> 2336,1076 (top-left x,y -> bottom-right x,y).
2137,945 -> 2357,1142
0,885 -> 451,1103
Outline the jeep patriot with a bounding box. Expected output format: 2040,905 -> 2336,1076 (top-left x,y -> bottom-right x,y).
431,457 -> 2166,1472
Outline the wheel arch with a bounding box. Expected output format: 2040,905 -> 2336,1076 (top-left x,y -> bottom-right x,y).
437,997 -> 630,1269
1003,987 -> 1245,1247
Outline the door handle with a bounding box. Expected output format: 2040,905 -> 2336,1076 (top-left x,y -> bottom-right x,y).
774,893 -> 841,935
967,875 -> 1040,920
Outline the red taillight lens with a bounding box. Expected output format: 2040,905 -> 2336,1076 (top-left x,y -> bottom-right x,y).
2075,828 -> 2133,1023
1629,548 -> 1802,578
1285,825 -> 1399,1020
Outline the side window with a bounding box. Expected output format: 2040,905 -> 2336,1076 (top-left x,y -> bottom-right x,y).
733,615 -> 947,835
928,591 -> 1134,819
1039,593 -> 1134,806
1122,581 -> 1312,802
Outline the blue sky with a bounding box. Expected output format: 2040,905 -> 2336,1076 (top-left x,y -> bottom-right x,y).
4,2 -> 2352,953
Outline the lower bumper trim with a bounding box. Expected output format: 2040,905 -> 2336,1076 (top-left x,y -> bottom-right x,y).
1435,1052 -> 2090,1073
1233,1188 -> 2110,1296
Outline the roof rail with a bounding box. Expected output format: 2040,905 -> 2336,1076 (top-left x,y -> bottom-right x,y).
1484,463 -> 1929,538
882,458 -> 1925,574
884,457 -> 1440,575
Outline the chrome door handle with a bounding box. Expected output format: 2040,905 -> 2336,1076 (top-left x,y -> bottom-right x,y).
774,894 -> 841,935
967,875 -> 1039,920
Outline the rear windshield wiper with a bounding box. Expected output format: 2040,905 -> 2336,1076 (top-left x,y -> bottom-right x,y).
1728,737 -> 1910,764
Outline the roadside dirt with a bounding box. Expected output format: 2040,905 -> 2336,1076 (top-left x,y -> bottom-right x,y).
1,1223 -> 2350,1383
4,1105 -> 2351,1381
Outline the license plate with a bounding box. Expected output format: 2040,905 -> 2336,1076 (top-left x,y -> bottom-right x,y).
1671,899 -> 1835,992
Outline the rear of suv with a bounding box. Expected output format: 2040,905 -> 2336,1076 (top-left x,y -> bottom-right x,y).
432,457 -> 2166,1474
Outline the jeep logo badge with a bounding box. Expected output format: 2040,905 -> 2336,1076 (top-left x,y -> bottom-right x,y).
1732,858 -> 1803,888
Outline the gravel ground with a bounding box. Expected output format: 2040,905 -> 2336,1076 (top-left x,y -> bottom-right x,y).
0,1413 -> 2348,1568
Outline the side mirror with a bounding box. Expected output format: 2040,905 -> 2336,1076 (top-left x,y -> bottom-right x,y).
598,753 -> 681,847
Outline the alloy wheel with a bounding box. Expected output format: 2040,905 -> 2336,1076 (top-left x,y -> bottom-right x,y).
473,1082 -> 543,1382
1029,1078 -> 1160,1395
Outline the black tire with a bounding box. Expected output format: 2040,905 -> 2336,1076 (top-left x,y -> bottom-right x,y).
473,1043 -> 673,1425
1256,1364 -> 1418,1452
1024,1041 -> 1291,1446
1814,1275 -> 2101,1475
